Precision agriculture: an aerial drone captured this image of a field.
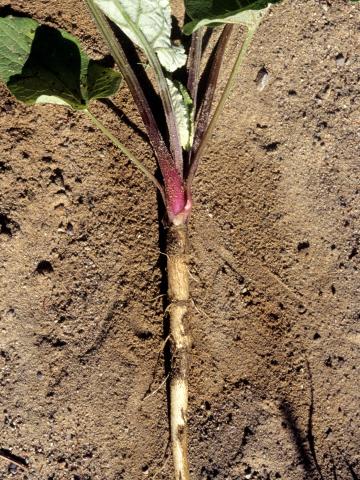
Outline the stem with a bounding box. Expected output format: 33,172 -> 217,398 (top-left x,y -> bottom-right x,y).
85,109 -> 165,200
84,0 -> 178,189
167,224 -> 191,480
186,26 -> 256,189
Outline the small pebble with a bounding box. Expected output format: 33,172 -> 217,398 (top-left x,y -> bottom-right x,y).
8,463 -> 17,474
255,67 -> 269,91
335,53 -> 345,67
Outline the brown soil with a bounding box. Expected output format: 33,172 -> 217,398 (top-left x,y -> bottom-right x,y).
0,1 -> 359,479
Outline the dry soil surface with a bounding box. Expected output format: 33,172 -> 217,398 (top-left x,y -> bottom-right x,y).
0,1 -> 359,479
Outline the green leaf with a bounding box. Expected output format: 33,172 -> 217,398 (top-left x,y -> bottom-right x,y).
167,79 -> 194,151
86,61 -> 123,101
0,16 -> 38,82
93,0 -> 187,72
0,16 -> 121,110
183,0 -> 281,34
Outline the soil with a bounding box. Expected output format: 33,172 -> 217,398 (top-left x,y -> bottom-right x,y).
0,1 -> 359,479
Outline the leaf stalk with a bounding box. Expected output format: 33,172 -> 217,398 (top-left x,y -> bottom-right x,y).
186,26 -> 256,189
103,3 -> 184,173
85,109 -> 165,200
84,0 -> 180,196
187,27 -> 204,116
187,24 -> 233,177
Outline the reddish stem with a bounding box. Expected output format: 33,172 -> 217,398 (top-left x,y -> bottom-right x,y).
164,172 -> 191,226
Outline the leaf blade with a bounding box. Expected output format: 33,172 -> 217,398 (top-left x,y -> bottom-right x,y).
0,16 -> 121,110
167,79 -> 194,151
0,16 -> 39,82
87,61 -> 123,101
94,0 -> 187,72
183,0 -> 281,34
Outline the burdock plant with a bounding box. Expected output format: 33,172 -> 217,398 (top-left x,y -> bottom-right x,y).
0,1 -> 283,477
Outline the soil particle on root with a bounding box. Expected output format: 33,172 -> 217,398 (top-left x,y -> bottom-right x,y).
0,0 -> 359,479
